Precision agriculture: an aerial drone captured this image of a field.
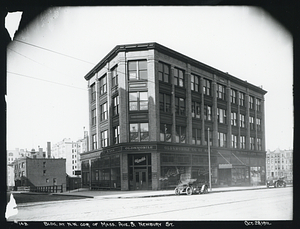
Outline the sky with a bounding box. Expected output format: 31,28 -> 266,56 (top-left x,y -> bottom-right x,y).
6,6 -> 293,151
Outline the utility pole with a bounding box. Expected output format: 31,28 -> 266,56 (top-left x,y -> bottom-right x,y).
208,128 -> 212,192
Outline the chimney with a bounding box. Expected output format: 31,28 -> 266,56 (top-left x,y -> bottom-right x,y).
47,142 -> 51,158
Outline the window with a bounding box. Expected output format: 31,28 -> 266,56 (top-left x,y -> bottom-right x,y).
175,126 -> 186,143
192,128 -> 201,145
91,84 -> 96,102
174,68 -> 184,87
217,84 -> 226,100
43,170 -> 46,176
128,60 -> 147,80
92,109 -> 96,126
203,79 -> 211,96
112,95 -> 119,116
159,93 -> 171,113
158,62 -> 170,83
175,97 -> 186,116
92,134 -> 97,150
100,102 -> 107,121
130,123 -> 149,142
218,132 -> 227,147
249,96 -> 254,109
232,135 -> 237,148
22,162 -> 25,168
249,116 -> 254,130
256,98 -> 261,111
129,91 -> 148,111
191,101 -> 200,118
113,126 -> 120,144
99,75 -> 107,95
204,105 -> 212,121
240,114 -> 245,128
257,138 -> 262,150
256,118 -> 261,131
191,74 -> 200,92
231,112 -> 237,126
160,124 -> 172,142
101,130 -> 108,147
250,137 -> 255,150
230,89 -> 237,104
111,66 -> 118,87
240,136 -> 246,149
43,162 -> 46,168
217,108 -> 227,124
239,92 -> 245,106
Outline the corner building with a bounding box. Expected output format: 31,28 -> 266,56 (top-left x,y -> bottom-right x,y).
81,43 -> 267,190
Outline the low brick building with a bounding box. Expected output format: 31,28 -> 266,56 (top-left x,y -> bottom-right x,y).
12,157 -> 66,192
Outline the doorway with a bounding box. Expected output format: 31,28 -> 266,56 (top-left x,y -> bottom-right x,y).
218,169 -> 232,186
135,169 -> 148,190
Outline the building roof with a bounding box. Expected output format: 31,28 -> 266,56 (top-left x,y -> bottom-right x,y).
84,42 -> 267,95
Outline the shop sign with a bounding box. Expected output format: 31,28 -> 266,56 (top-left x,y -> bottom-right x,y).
134,156 -> 146,164
162,146 -> 203,152
123,145 -> 156,151
219,164 -> 232,169
103,147 -> 121,154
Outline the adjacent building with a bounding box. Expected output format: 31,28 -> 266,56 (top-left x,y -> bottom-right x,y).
7,148 -> 31,190
266,148 -> 293,183
81,42 -> 267,191
11,156 -> 66,192
51,133 -> 89,177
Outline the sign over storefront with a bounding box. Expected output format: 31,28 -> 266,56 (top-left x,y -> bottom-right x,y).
219,164 -> 232,169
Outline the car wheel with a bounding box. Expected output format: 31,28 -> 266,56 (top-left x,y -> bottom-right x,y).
274,182 -> 278,188
203,186 -> 208,194
283,182 -> 286,187
267,183 -> 270,188
186,187 -> 192,195
175,188 -> 180,195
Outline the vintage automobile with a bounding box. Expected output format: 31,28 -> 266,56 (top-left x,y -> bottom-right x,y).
175,179 -> 209,195
267,177 -> 287,188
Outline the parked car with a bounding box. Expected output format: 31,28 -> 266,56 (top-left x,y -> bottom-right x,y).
267,177 -> 287,188
175,179 -> 208,195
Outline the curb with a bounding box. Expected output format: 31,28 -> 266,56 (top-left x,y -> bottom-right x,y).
13,185 -> 292,206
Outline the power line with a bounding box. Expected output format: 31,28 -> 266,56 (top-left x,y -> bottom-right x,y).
14,39 -> 96,65
8,47 -> 85,79
7,71 -> 88,91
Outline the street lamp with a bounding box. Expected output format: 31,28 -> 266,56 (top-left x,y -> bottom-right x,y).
208,128 -> 212,192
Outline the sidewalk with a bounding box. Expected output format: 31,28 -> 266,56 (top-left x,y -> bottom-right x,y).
52,185 -> 275,199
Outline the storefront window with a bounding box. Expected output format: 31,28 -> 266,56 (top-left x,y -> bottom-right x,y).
232,168 -> 246,185
99,169 -> 110,187
250,167 -> 261,185
110,168 -> 120,189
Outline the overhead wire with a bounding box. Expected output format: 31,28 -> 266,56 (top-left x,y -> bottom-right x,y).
8,41 -> 93,91
14,39 -> 96,65
8,47 -> 86,81
7,71 -> 88,91
9,40 -> 159,94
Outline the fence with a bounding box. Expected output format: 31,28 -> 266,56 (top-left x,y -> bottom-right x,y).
31,185 -> 64,193
17,186 -> 30,192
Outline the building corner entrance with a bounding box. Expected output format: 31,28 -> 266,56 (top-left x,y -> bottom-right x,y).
134,169 -> 147,190
129,154 -> 152,190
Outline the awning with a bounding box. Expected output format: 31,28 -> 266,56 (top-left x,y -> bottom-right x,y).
232,152 -> 247,166
217,151 -> 231,164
